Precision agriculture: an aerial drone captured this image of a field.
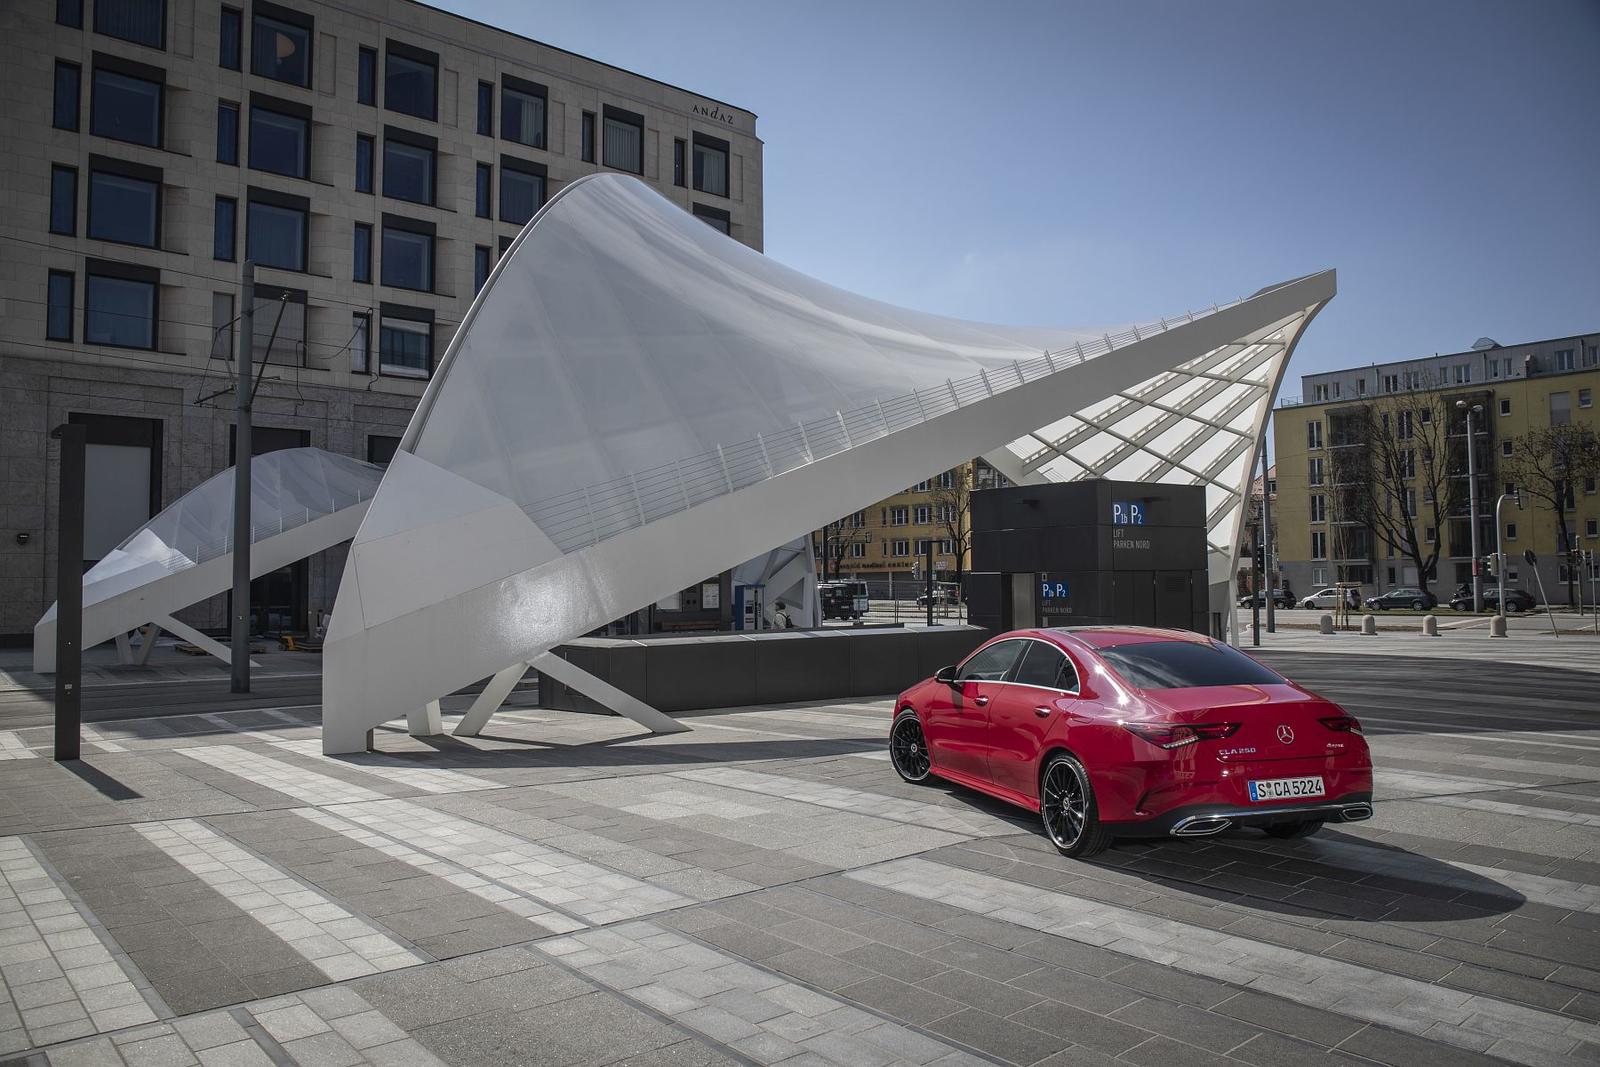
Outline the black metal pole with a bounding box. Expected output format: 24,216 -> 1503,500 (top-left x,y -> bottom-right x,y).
232,261 -> 255,692
1262,438 -> 1275,634
52,423 -> 86,762
924,541 -> 935,626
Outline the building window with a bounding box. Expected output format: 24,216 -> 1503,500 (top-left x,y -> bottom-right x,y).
1308,456 -> 1324,486
355,134 -> 374,193
693,203 -> 731,234
1357,377 -> 1367,396
1499,397 -> 1511,416
500,76 -> 546,149
1550,391 -> 1572,427
1455,364 -> 1471,384
351,312 -> 371,373
473,245 -> 491,294
1556,348 -> 1575,372
889,506 -> 908,526
1585,476 -> 1597,495
47,271 -> 75,341
692,133 -> 729,197
248,284 -> 306,365
367,434 -> 399,464
601,105 -> 643,173
1381,373 -> 1398,393
673,138 -> 685,186
251,6 -> 311,87
213,195 -> 236,260
1310,531 -> 1327,560
54,61 -> 81,131
249,101 -> 309,178
1501,439 -> 1513,458
1490,361 -> 1500,379
88,164 -> 161,248
1398,449 -> 1416,479
357,46 -> 376,105
383,131 -> 435,205
245,192 -> 308,272
91,66 -> 162,147
1307,420 -> 1322,449
1309,494 -> 1325,522
850,542 -> 866,559
889,540 -> 910,557
219,7 -> 241,69
95,0 -> 164,48
84,262 -> 157,349
914,505 -> 931,525
1505,522 -> 1517,540
499,157 -> 545,226
581,111 -> 596,163
210,292 -> 233,359
1588,519 -> 1599,539
50,165 -> 77,236
476,80 -> 493,137
1313,384 -> 1328,402
380,217 -> 433,292
353,222 -> 372,282
475,162 -> 491,219
379,311 -> 430,377
217,101 -> 239,164
1581,388 -> 1593,409
384,42 -> 437,121
58,0 -> 83,28
1424,525 -> 1435,544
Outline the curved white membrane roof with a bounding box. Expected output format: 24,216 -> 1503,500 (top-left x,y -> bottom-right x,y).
324,173 -> 1333,751
35,448 -> 383,670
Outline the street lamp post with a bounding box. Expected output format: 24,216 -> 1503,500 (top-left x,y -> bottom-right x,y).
1493,491 -> 1522,636
1456,400 -> 1484,613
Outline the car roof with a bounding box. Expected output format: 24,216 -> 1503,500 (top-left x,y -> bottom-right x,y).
1035,625 -> 1213,650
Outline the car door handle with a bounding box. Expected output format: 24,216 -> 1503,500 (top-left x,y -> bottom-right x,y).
973,695 -> 989,707
1034,706 -> 1053,717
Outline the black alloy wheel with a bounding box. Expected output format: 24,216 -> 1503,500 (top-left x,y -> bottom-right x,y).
1039,754 -> 1110,857
1264,819 -> 1325,839
890,711 -> 932,783
1412,600 -> 1426,610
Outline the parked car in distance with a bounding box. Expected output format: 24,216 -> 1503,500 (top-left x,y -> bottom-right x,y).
1301,588 -> 1341,610
819,581 -> 870,620
889,626 -> 1374,857
1449,588 -> 1536,613
916,582 -> 961,608
1238,588 -> 1295,609
1364,587 -> 1438,611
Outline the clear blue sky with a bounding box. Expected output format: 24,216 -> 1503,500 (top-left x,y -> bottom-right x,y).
438,0 -> 1599,387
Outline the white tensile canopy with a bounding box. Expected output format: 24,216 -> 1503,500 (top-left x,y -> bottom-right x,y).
321,173 -> 1333,752
34,448 -> 383,671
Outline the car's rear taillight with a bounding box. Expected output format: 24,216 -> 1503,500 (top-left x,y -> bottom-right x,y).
1319,715 -> 1364,734
1122,722 -> 1240,749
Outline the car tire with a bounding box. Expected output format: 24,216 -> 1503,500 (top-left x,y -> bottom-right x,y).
889,709 -> 933,784
1412,600 -> 1426,610
1263,819 -> 1324,839
1039,753 -> 1111,858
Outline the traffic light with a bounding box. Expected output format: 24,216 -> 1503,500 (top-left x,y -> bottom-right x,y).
1254,544 -> 1265,570
1484,554 -> 1497,578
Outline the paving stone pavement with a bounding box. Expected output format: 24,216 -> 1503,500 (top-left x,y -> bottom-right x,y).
0,649 -> 1595,1066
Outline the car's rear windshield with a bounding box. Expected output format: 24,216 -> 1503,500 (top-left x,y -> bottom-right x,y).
1097,640 -> 1284,690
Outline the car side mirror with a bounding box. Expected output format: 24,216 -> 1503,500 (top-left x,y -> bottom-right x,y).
934,665 -> 957,686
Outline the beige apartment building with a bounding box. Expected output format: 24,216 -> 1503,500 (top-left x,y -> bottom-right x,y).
0,0 -> 762,639
812,459 -> 1010,587
1273,332 -> 1600,603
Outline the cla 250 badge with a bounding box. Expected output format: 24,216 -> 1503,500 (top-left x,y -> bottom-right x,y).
1218,747 -> 1257,757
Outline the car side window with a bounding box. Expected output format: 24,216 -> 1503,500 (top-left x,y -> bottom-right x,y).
1010,642 -> 1074,691
956,641 -> 1023,682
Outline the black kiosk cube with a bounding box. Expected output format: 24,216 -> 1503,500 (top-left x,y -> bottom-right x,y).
965,479 -> 1210,634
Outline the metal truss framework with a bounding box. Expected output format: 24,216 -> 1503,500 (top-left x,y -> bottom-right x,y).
313,174 -> 1332,752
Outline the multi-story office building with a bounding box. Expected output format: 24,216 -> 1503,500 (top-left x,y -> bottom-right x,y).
1273,331 -> 1600,602
0,0 -> 762,639
812,459 -> 1009,588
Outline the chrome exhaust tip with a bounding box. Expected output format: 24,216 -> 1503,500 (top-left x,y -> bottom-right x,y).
1171,816 -> 1232,837
1339,804 -> 1373,822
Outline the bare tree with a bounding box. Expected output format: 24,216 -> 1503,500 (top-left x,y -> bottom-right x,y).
1501,425 -> 1600,603
929,465 -> 975,592
813,514 -> 871,581
1325,381 -> 1464,598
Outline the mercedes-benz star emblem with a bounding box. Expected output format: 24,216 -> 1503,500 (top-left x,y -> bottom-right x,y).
1276,724 -> 1295,745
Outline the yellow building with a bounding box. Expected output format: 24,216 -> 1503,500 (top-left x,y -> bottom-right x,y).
811,459 -> 1009,584
1273,332 -> 1600,603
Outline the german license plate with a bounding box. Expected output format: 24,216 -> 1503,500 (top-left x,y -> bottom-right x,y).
1248,776 -> 1325,802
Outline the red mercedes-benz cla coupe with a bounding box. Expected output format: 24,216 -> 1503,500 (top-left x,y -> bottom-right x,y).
889,627 -> 1373,857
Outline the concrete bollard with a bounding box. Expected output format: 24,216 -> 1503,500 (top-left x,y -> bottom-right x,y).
1319,614 -> 1334,635
1422,615 -> 1437,637
1361,614 -> 1377,635
1490,615 -> 1507,638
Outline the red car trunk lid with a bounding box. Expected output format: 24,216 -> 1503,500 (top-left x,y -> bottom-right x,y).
1144,685 -> 1344,762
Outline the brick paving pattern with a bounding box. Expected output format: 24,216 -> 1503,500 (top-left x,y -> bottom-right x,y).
0,649 -> 1594,1067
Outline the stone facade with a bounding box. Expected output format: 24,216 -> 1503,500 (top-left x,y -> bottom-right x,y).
0,0 -> 762,639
